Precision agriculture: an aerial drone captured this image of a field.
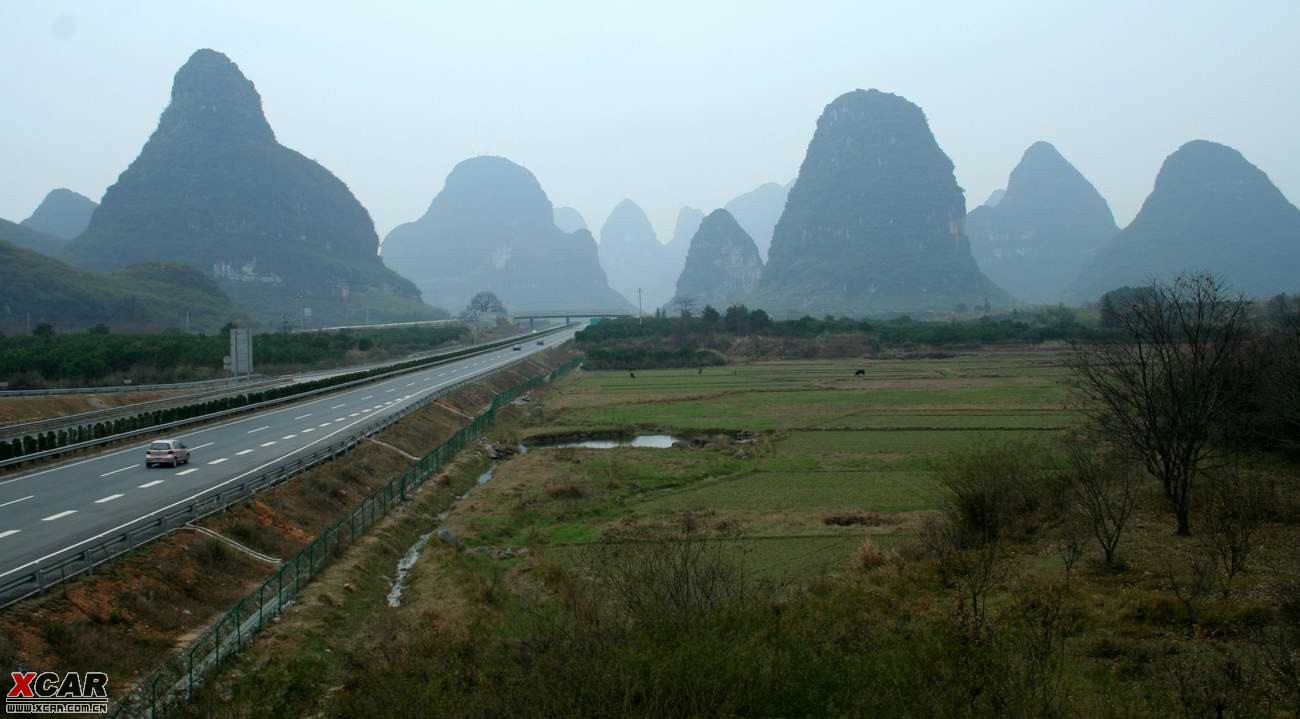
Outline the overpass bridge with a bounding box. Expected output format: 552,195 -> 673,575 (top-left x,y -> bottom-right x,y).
510,309 -> 636,329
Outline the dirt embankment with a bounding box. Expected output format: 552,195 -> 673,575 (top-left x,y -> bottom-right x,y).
0,348 -> 577,699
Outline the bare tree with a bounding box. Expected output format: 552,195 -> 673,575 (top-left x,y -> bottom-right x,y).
1066,441 -> 1140,567
670,295 -> 698,319
1068,273 -> 1252,535
464,290 -> 506,318
1201,466 -> 1273,595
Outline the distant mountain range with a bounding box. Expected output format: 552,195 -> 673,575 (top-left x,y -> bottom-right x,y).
966,142 -> 1118,304
1,220 -> 238,333
382,156 -> 630,312
1068,140 -> 1300,302
752,89 -> 1008,316
60,49 -> 437,326
598,199 -> 677,310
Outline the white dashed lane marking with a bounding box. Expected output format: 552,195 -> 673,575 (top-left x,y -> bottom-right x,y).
138,480 -> 164,488
100,466 -> 134,478
294,413 -> 312,420
318,423 -> 331,427
94,494 -> 123,504
0,530 -> 20,539
176,469 -> 199,476
192,443 -> 214,450
248,426 -> 269,434
208,458 -> 228,465
282,435 -> 297,440
0,496 -> 34,509
302,428 -> 315,433
260,441 -> 277,448
236,449 -> 254,456
332,404 -> 346,410
42,510 -> 77,521
361,395 -> 374,401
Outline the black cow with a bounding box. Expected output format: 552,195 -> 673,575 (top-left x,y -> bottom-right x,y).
854,369 -> 866,377
629,370 -> 637,379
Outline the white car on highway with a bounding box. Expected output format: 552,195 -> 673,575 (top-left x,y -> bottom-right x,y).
145,439 -> 191,468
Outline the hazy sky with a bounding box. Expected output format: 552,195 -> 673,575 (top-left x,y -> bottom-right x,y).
3,1 -> 1299,245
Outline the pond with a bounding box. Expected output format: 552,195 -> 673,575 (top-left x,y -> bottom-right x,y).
527,434 -> 679,450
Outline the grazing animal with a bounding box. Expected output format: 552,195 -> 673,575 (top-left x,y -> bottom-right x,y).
698,367 -> 703,375
854,369 -> 866,377
629,371 -> 637,379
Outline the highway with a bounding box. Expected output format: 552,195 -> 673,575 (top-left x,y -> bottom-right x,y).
0,327 -> 577,588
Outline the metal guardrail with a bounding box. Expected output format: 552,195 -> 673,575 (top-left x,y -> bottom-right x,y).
0,375 -> 270,398
102,355 -> 583,718
0,326 -> 568,470
0,378 -> 284,438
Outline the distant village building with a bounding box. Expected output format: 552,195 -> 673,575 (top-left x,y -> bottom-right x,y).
212,259 -> 283,285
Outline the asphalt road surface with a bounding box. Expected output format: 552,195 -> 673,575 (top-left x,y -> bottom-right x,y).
0,328 -> 576,586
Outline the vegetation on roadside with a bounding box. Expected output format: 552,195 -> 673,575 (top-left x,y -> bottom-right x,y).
0,324 -> 468,387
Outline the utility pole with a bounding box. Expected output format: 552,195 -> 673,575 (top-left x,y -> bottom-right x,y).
637,288 -> 643,325
185,311 -> 190,333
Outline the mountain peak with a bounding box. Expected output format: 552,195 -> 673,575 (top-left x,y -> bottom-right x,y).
21,188 -> 98,240
966,141 -> 1117,304
675,208 -> 763,309
162,48 -> 274,143
1069,140 -> 1300,301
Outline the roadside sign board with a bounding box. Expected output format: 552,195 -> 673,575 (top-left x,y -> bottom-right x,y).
229,329 -> 253,376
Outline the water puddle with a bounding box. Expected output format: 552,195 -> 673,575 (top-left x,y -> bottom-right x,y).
528,434 -> 679,450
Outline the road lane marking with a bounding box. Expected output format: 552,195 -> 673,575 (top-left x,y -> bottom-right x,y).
333,417 -> 345,422
42,510 -> 77,521
176,469 -> 198,476
248,426 -> 269,434
282,434 -> 297,440
332,404 -> 346,409
192,443 -> 214,450
100,466 -> 135,477
361,409 -> 372,413
0,496 -> 34,509
259,441 -> 277,448
406,382 -> 415,387
302,428 -> 315,433
95,494 -> 124,504
236,449 -> 254,456
0,530 -> 19,539
208,458 -> 228,465
385,388 -> 395,393
348,413 -> 359,417
294,413 -> 312,420
361,395 -> 374,400
372,405 -> 383,409
138,480 -> 164,488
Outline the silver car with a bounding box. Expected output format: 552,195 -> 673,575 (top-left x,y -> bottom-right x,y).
145,439 -> 191,468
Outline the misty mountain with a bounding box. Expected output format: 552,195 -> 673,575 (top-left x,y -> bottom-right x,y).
1068,140 -> 1300,302
381,156 -> 631,312
60,49 -> 435,326
673,209 -> 763,310
966,142 -> 1118,304
665,206 -> 704,271
982,188 -> 1006,207
21,188 -> 97,242
598,199 -> 676,309
724,181 -> 790,261
0,217 -> 68,257
552,206 -> 588,233
0,234 -> 237,334
753,89 -> 1009,316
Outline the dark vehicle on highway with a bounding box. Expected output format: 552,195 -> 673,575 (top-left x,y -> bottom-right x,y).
145,439 -> 191,468
513,345 -> 522,351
